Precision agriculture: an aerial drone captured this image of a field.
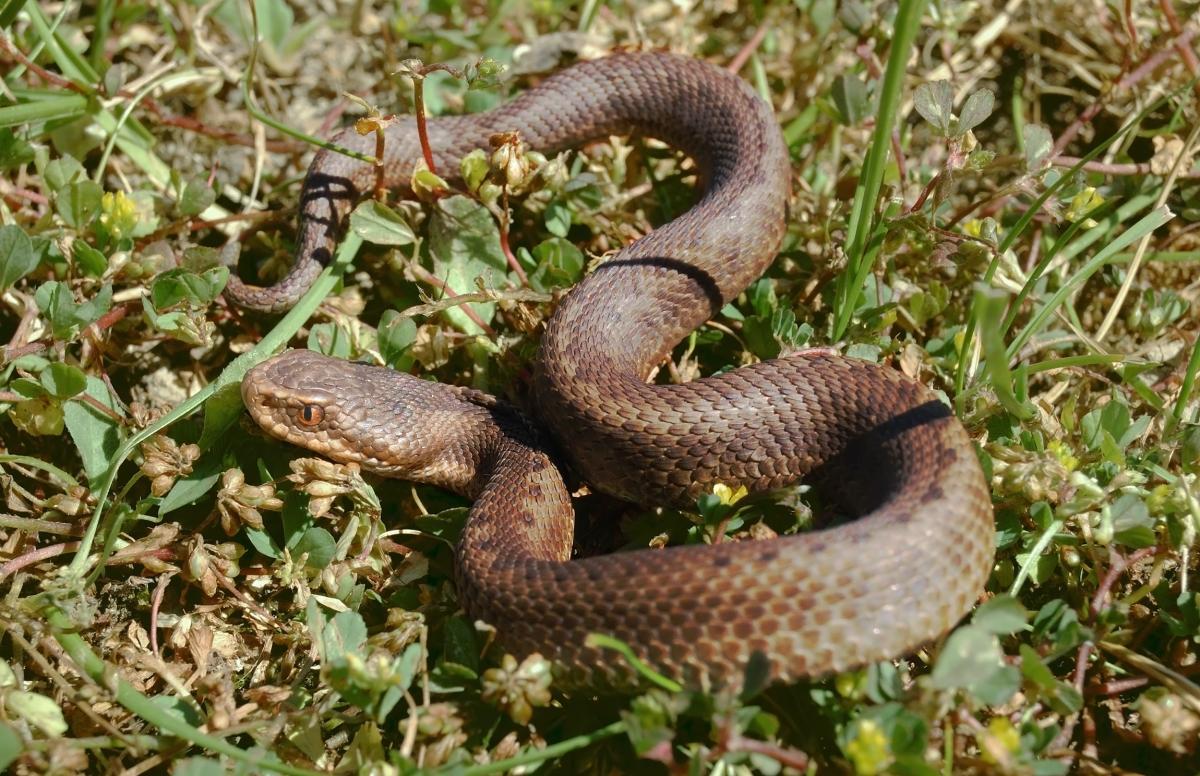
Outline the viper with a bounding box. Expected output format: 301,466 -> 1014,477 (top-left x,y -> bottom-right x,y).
237,52 -> 994,690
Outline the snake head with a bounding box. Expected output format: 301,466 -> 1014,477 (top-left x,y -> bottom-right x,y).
241,349 -> 494,493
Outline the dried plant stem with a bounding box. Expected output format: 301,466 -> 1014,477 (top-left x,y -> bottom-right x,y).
408,263 -> 498,337
412,76 -> 438,176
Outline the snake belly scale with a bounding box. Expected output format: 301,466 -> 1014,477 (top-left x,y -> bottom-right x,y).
238,52 -> 995,690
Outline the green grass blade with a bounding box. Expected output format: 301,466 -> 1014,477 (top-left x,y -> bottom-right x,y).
1005,206 -> 1173,360
831,0 -> 929,340
1173,333 -> 1200,426
976,286 -> 1034,419
23,0 -> 99,85
585,633 -> 684,693
455,722 -> 625,776
0,93 -> 89,128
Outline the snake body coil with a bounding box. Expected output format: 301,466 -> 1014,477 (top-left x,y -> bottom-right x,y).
240,52 -> 995,689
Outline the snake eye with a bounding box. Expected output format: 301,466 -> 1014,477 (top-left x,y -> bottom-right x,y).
297,404 -> 324,427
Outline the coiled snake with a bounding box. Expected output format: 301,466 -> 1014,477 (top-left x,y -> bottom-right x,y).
237,52 -> 995,690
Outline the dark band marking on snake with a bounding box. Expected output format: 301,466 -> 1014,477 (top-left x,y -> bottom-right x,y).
237,52 -> 995,690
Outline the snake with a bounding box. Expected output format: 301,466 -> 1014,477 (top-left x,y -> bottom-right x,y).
236,52 -> 995,690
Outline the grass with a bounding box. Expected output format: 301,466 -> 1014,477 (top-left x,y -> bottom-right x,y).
2,0 -> 1200,773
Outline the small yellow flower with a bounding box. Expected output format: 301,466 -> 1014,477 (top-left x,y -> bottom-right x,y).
979,716 -> 1021,766
712,483 -> 748,506
100,190 -> 138,240
844,718 -> 891,775
1047,440 -> 1079,472
1065,187 -> 1105,226
835,669 -> 868,700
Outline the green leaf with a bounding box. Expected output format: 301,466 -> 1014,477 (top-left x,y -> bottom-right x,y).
971,664 -> 1022,706
294,526 -> 336,569
245,526 -> 282,559
831,73 -> 870,126
44,156 -> 85,190
378,310 -> 417,369
1032,599 -> 1090,652
39,362 -> 87,399
159,452 -> 224,516
837,0 -> 870,33
1118,413 -> 1151,450
150,267 -> 228,310
1082,399 -> 1130,451
528,236 -> 584,291
771,306 -> 811,350
35,281 -> 112,341
349,199 -> 416,246
0,723 -> 23,772
544,198 -> 572,237
0,225 -> 37,291
177,178 -> 217,217
321,609 -> 368,662
914,80 -> 954,134
739,651 -> 772,701
931,625 -> 1018,704
866,703 -> 929,759
396,642 -> 422,689
1018,644 -> 1057,691
1110,493 -> 1156,548
412,167 -> 449,198
0,128 -> 36,171
256,0 -> 294,50
460,148 -> 489,193
56,180 -> 103,228
1019,645 -> 1083,714
975,285 -> 1034,419
73,240 -> 108,277
427,195 -> 508,334
9,395 -> 64,435
1014,549 -> 1058,587
63,375 -> 124,484
623,692 -> 678,756
307,322 -> 352,359
1098,429 -> 1125,466
845,342 -> 881,361
76,283 -> 113,328
199,381 -> 246,451
441,615 -> 480,673
6,691 -> 67,736
10,376 -> 46,400
973,594 -> 1029,635
958,88 -> 995,133
147,693 -> 205,726
1023,124 -> 1053,170
810,0 -> 836,35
